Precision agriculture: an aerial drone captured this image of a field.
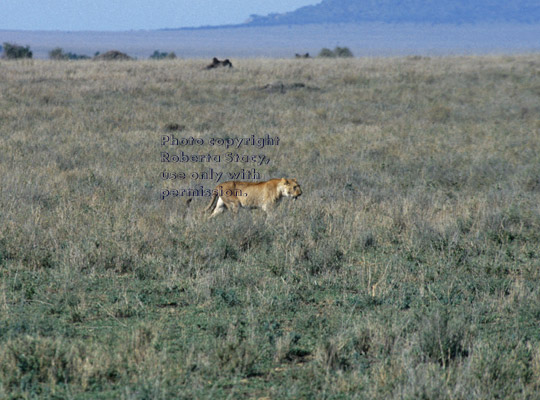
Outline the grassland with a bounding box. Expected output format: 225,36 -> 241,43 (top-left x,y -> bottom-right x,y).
0,54 -> 540,399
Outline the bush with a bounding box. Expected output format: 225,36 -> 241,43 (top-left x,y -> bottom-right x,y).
334,46 -> 354,58
49,47 -> 90,60
2,42 -> 32,59
150,50 -> 176,60
318,46 -> 354,58
318,48 -> 335,58
67,52 -> 90,60
49,47 -> 65,60
93,50 -> 132,61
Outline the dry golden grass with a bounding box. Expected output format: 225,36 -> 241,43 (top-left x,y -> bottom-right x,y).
1,54 -> 540,398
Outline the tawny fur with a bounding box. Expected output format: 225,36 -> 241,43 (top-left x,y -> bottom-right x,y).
204,178 -> 302,218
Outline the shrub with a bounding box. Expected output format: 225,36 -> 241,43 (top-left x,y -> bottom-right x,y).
150,50 -> 176,60
67,52 -> 90,60
150,50 -> 166,60
49,47 -> 65,60
49,47 -> 89,60
318,46 -> 354,58
318,48 -> 335,58
2,42 -> 32,59
334,46 -> 354,58
93,50 -> 132,61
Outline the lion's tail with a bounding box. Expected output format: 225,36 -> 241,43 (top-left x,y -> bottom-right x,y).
203,192 -> 218,214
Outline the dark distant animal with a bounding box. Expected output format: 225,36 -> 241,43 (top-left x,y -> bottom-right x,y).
295,53 -> 310,59
205,57 -> 233,69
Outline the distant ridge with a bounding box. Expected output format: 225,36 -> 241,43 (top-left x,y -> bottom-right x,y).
241,0 -> 540,27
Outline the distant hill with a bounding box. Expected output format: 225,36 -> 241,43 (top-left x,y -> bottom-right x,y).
244,0 -> 540,26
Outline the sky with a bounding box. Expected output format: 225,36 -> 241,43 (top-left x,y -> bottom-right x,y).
1,0 -> 318,31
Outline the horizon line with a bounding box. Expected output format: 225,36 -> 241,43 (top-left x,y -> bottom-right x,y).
3,20 -> 540,34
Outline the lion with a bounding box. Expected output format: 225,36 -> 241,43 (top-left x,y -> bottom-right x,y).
204,178 -> 302,218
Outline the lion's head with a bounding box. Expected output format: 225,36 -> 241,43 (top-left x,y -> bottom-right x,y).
280,178 -> 302,199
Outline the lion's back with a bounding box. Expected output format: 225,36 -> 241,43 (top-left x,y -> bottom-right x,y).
206,178 -> 301,216
217,179 -> 279,207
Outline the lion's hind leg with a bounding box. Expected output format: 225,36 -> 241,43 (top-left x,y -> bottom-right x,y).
210,197 -> 227,218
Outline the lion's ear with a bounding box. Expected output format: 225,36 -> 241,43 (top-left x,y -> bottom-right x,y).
291,178 -> 297,182
281,178 -> 286,182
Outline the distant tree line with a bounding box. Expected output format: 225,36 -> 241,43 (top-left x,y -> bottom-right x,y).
0,43 -> 180,61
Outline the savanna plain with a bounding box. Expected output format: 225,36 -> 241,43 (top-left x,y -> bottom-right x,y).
1,54 -> 540,399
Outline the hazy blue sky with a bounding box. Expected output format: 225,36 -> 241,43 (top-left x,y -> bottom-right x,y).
2,0 -> 318,31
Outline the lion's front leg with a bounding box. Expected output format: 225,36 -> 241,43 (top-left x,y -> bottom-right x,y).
261,202 -> 278,223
